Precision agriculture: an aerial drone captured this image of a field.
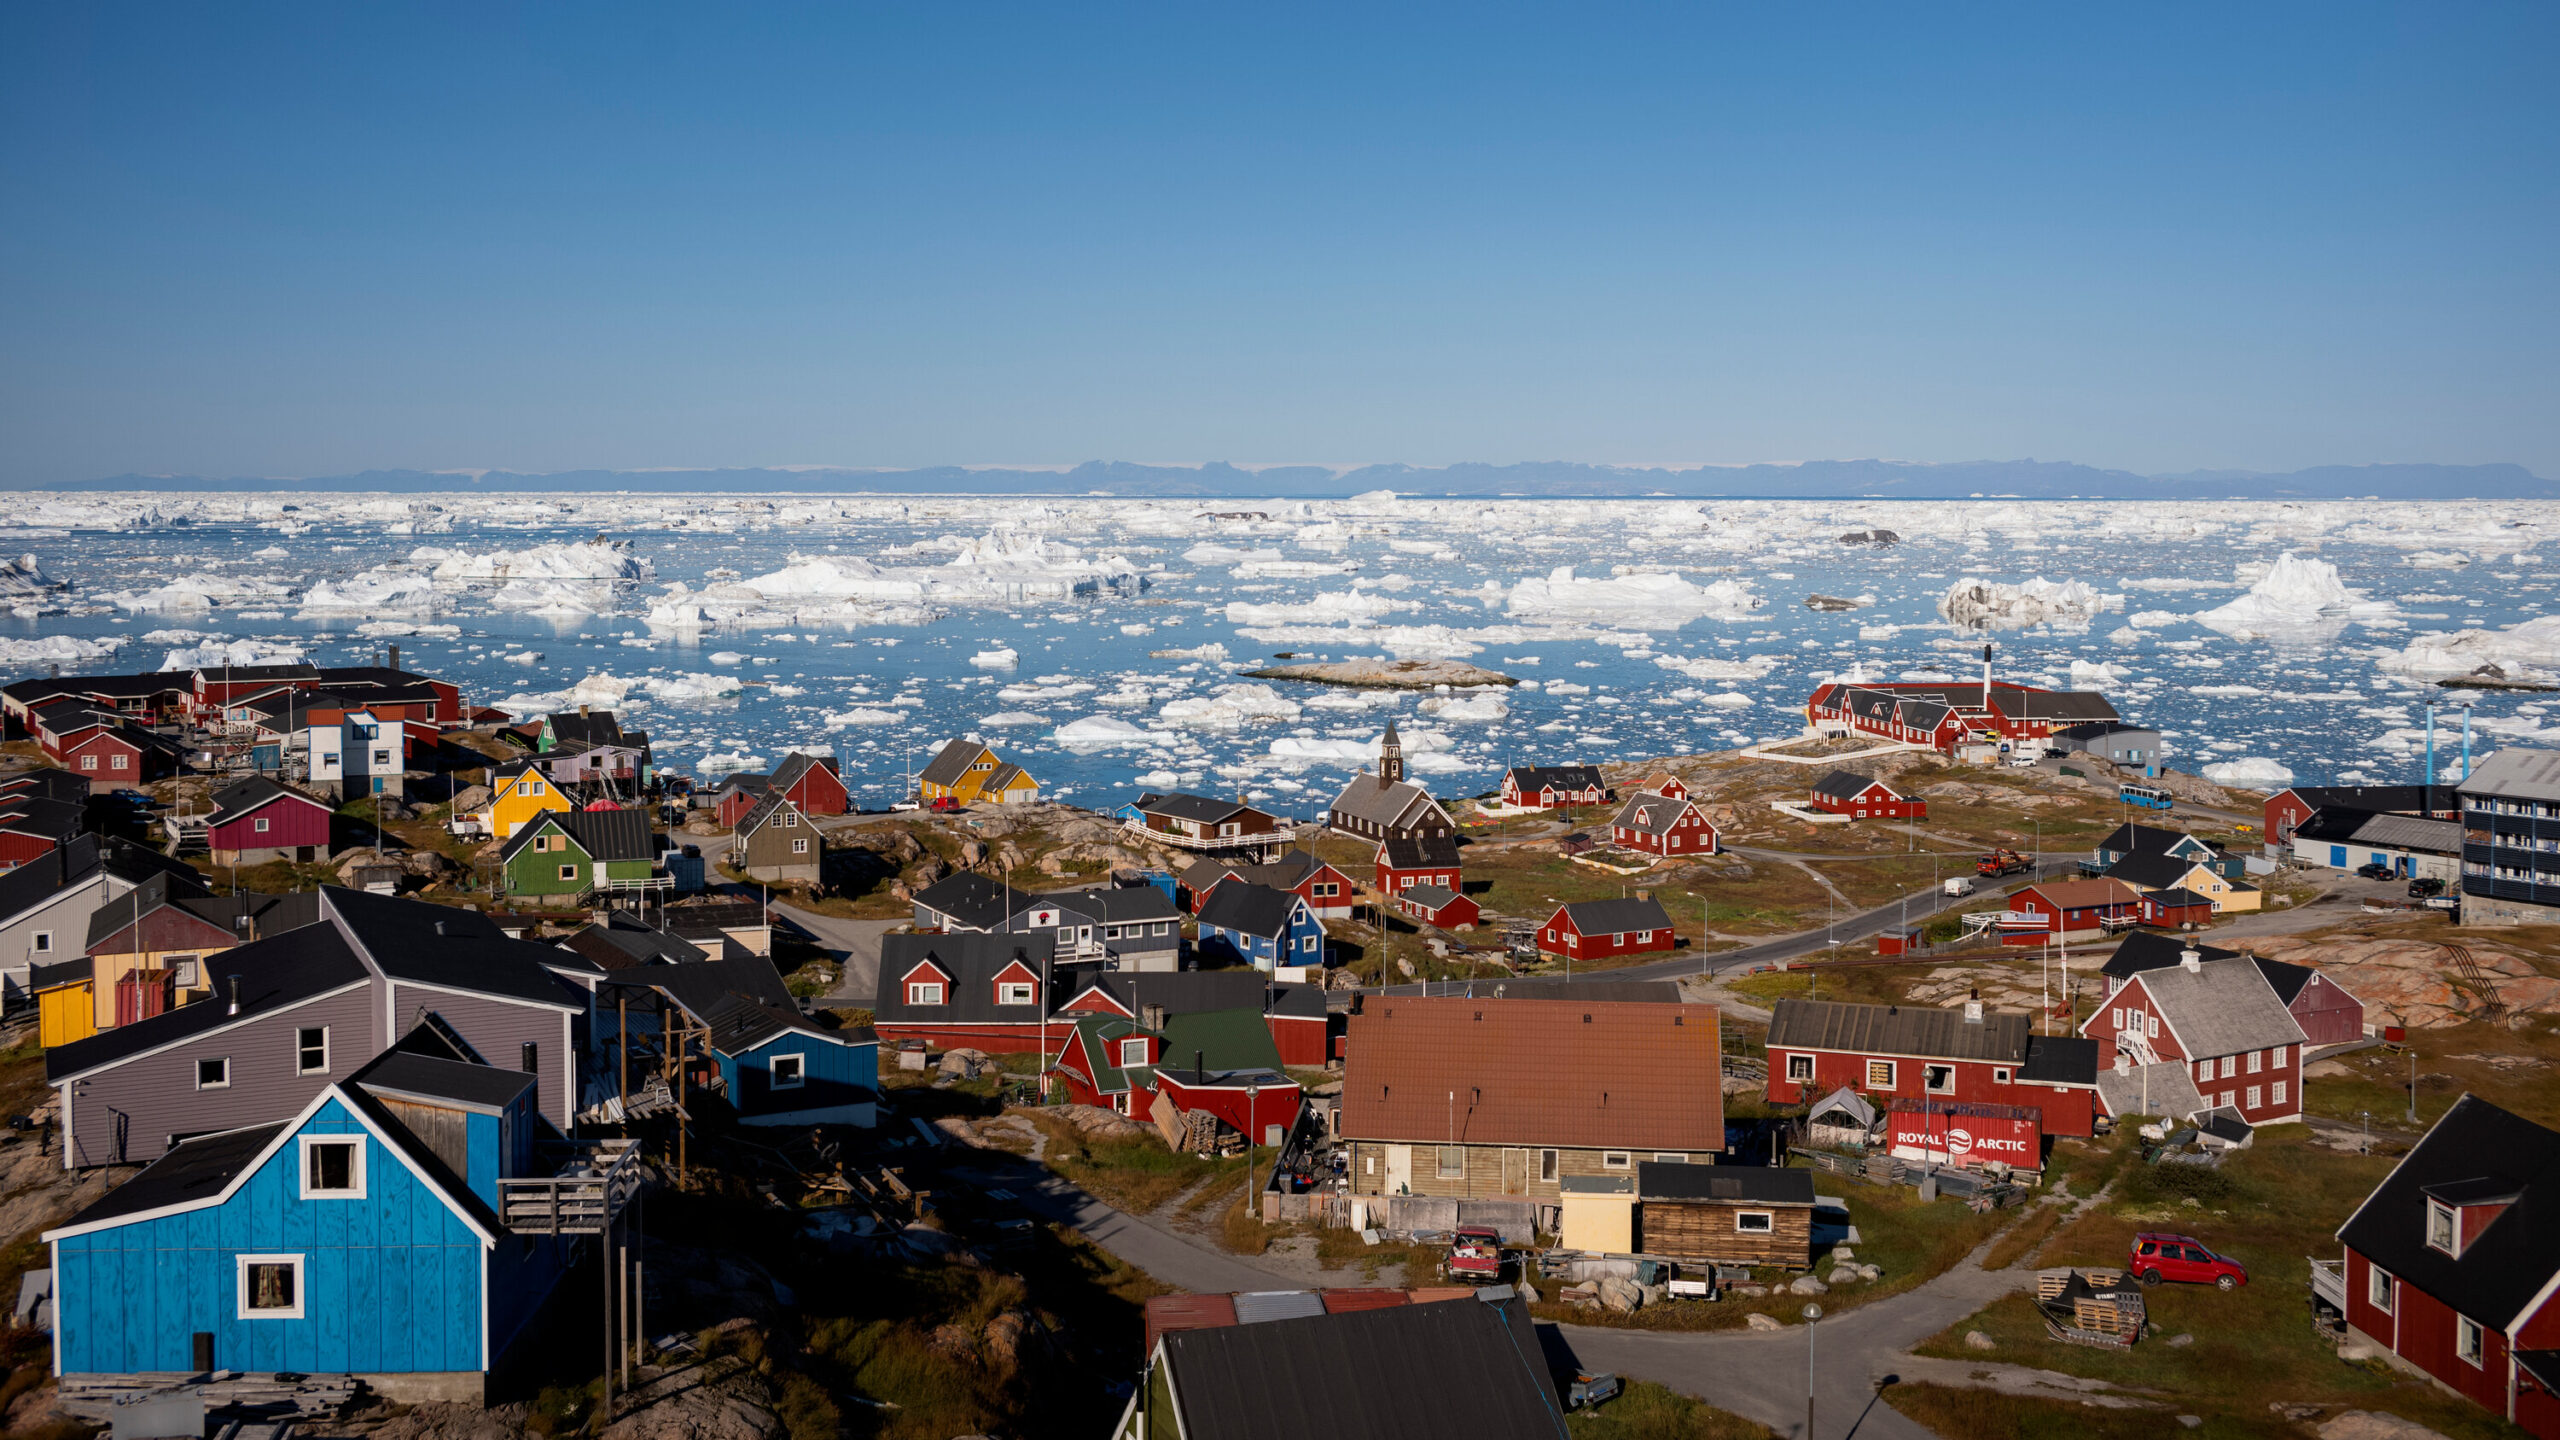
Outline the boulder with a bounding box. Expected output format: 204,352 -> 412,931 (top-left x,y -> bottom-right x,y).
985,1309 -> 1046,1374
1856,1264 -> 1880,1282
1596,1277 -> 1644,1313
927,1322 -> 980,1368
1964,1330 -> 1996,1351
450,784 -> 492,813
909,856 -> 948,887
2317,1413 -> 2452,1440
938,1047 -> 995,1079
960,840 -> 987,866
599,1355 -> 780,1440
1827,1268 -> 1860,1286
2167,1332 -> 2194,1347
1829,1246 -> 1856,1263
1788,1275 -> 1829,1296
1745,1312 -> 1784,1331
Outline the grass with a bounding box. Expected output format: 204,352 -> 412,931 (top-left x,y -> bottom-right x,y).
1021,1111 -> 1227,1213
1567,1380 -> 1774,1438
1978,1200 -> 2066,1272
1882,1383 -> 2290,1439
2304,1014 -> 2560,1130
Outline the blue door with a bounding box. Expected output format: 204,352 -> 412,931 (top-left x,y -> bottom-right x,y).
2330,846 -> 2347,868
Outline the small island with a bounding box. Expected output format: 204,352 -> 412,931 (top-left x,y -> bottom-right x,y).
1241,657 -> 1519,689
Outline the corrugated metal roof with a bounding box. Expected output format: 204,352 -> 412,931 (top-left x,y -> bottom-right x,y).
1231,1290 -> 1329,1325
1340,997 -> 1722,1151
1766,997 -> 2030,1064
2348,812 -> 2463,854
2462,747 -> 2560,805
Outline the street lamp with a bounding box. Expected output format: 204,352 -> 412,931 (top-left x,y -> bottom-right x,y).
1803,1303 -> 1823,1440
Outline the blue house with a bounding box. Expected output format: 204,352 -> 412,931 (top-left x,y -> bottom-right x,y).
45,1047 -> 624,1403
1193,881 -> 1326,972
598,958 -> 880,1129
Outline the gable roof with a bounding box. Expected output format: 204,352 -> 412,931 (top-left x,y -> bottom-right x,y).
46,1120 -> 293,1231
0,797 -> 86,847
323,887 -> 589,1010
712,771 -> 772,798
2100,931 -> 2242,981
873,931 -> 1061,1026
1195,881 -> 1306,940
2103,850 -> 2215,889
563,913 -> 712,969
356,1049 -> 539,1113
1610,794 -> 1699,837
734,790 -> 805,840
769,752 -> 835,793
1400,883 -> 1464,909
82,870 -> 243,951
1069,969 -> 1328,1022
2108,954 -> 2306,1058
1812,770 -> 1893,802
2020,1034 -> 2099,1086
1066,1014 -> 1153,1094
46,920 -> 371,1082
1637,1161 -> 1815,1205
2097,822 -> 2210,857
0,768 -> 92,806
1380,832 -> 1461,871
2094,1058 -> 2208,1120
1503,765 -> 1605,794
1160,1294 -> 1567,1440
1136,792 -> 1262,826
1766,997 -> 2031,1065
910,871 -> 1035,930
2337,1094 -> 2560,1329
1152,1006 -> 1290,1085
918,737 -> 991,789
1328,772 -> 1445,831
981,760 -> 1034,792
544,709 -> 624,750
1340,997 -> 1721,1151
0,833 -> 205,926
207,775 -> 331,826
1555,896 -> 1672,935
1039,883 -> 1181,926
2018,877 -> 2144,910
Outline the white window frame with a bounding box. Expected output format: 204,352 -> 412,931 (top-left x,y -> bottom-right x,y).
296,1025 -> 330,1076
2245,1085 -> 2262,1109
2427,1199 -> 2457,1255
770,1053 -> 806,1090
29,932 -> 51,955
298,1135 -> 367,1199
1602,1151 -> 1632,1171
2457,1315 -> 2485,1367
236,1253 -> 306,1320
254,816 -> 271,833
1993,1067 -> 2012,1084
1734,1211 -> 1774,1234
906,982 -> 945,1006
1924,1063 -> 1957,1094
1865,1060 -> 1896,1090
1539,1148 -> 1559,1183
1119,1038 -> 1148,1067
2247,1050 -> 2263,1074
1435,1146 -> 1467,1179
1654,1152 -> 1688,1163
2272,1080 -> 2287,1106
196,1057 -> 231,1091
1786,1053 -> 1814,1082
791,837 -> 810,854
2195,1059 -> 2212,1082
996,982 -> 1036,1006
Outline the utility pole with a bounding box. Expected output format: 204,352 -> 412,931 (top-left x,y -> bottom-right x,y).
1803,1303 -> 1822,1440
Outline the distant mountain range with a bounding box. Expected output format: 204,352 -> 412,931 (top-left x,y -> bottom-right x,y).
26,459 -> 2556,499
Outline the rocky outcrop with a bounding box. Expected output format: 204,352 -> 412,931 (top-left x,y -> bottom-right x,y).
1239,658 -> 1517,690
2241,937 -> 2559,1027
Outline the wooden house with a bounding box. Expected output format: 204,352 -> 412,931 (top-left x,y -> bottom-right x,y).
44,888 -> 596,1169
78,876 -> 318,1030
1806,675 -> 2120,754
2332,1095 -> 2560,1438
1498,765 -> 1610,810
0,836 -> 209,1008
499,808 -> 660,906
60,725 -> 183,792
3,673 -> 190,735
1763,995 -> 2099,1140
2090,822 -> 2224,873
1058,969 -> 1334,1068
538,707 -> 624,754
770,751 -> 849,817
2290,809 -> 2463,884
872,931 -> 1071,1054
1129,793 -> 1288,856
710,772 -> 771,828
186,662 -> 322,722
2262,784 -> 2458,849
2005,878 -> 2144,941
1609,792 -> 1718,857
1051,1007 -> 1299,1146
2139,888 -> 2216,929
1536,896 -> 1675,963
1635,1162 -> 1818,1268
1195,882 -> 1326,972
1179,851 -> 1355,919
205,777 -> 335,867
905,873 -> 1182,969
2079,947 -> 2307,1127
2102,850 -> 2261,913
917,738 -> 1039,806
472,759 -> 574,841
1393,884 -> 1479,930
1636,772 -> 1688,800
2101,932 -> 2365,1047
1375,832 -> 1461,898
44,1049 -> 591,1402
1340,997 -> 1723,1201
0,795 -> 85,871
1808,771 -> 1925,821
606,961 -> 878,1127
733,792 -> 821,885
1324,725 -> 1454,843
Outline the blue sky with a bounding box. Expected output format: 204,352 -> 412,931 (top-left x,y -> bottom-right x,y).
3,4 -> 2553,483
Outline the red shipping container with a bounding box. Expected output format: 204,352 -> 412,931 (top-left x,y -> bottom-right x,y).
114,970 -> 173,1028
1887,1100 -> 2041,1168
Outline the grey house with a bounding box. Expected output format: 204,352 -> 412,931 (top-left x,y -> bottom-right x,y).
2055,721 -> 2166,771
46,887 -> 596,1169
0,835 -> 208,1005
907,874 -> 1182,968
734,792 -> 821,885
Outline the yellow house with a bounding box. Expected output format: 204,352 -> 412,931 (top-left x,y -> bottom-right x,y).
2111,851 -> 2262,914
480,758 -> 576,839
916,739 -> 1041,806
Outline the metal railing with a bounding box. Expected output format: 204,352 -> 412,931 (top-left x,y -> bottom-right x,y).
497,1138 -> 643,1235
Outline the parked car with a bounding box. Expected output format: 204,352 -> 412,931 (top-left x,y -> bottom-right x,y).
929,797 -> 963,813
1442,1227 -> 1505,1283
2355,861 -> 2396,881
889,800 -> 922,812
2407,876 -> 2446,899
1941,877 -> 1978,897
2129,1232 -> 2248,1290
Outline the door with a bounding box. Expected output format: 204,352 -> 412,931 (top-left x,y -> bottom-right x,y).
2330,846 -> 2347,868
1501,1148 -> 1530,1196
1384,1144 -> 1412,1195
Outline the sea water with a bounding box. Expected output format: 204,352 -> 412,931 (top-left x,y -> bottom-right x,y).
3,492 -> 2554,813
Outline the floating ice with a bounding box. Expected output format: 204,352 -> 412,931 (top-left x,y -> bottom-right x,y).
1150,642 -> 1230,661
741,532 -> 1139,603
827,707 -> 903,727
0,634 -> 123,665
709,651 -> 748,665
504,651 -> 543,665
161,638 -> 307,671
112,573 -> 298,613
980,711 -> 1046,727
2201,756 -> 2294,788
1506,567 -> 1762,622
699,751 -> 766,775
972,648 -> 1020,668
1936,577 -> 2115,628
1418,692 -> 1509,723
2129,610 -> 2185,628
413,539 -> 654,583
2192,552 -> 2392,638
1654,653 -> 1781,682
1055,715 -> 1167,748
1225,590 -> 1403,626
0,555 -> 58,599
353,620 -> 461,638
2381,614 -> 2560,683
299,568 -> 441,615
1158,684 -> 1303,729
2409,551 -> 2471,570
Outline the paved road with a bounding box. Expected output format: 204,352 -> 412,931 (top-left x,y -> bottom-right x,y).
931,1152 -> 1295,1296
768,903 -> 902,1005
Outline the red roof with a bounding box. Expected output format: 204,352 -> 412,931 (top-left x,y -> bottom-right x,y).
1340,996 -> 1722,1151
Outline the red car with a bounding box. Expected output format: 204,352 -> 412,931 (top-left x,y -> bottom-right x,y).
2129,1232 -> 2248,1290
1443,1227 -> 1505,1283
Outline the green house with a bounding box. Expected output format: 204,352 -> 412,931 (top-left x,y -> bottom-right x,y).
499,809 -> 660,905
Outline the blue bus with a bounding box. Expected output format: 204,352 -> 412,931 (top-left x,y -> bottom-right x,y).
2120,783 -> 2174,811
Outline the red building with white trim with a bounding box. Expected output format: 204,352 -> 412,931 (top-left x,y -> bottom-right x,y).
2079,948 -> 2306,1127
1375,833 -> 1460,898
204,777 -> 335,865
1609,793 -> 1718,857
772,752 -> 850,817
1763,996 -> 2099,1140
1537,897 -> 1675,963
1499,765 -> 1610,810
2007,878 -> 2143,943
1808,771 -> 1925,821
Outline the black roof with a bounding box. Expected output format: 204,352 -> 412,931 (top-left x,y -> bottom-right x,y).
2099,931 -> 2242,981
1557,896 -> 1672,935
194,662 -> 318,682
207,775 -> 331,825
546,710 -> 623,750
2280,783 -> 2458,815
1504,765 -> 1606,793
48,920 -> 372,1082
2337,1094 -> 2560,1327
734,789 -> 804,838
602,955 -> 798,1023
325,888 -> 589,1010
0,796 -> 84,844
2097,822 -> 2205,856
29,956 -> 93,991
875,931 -> 1060,1026
1381,833 -> 1461,870
314,664 -> 438,691
1766,997 -> 2029,1065
564,913 -> 712,969
1137,791 -> 1263,826
2251,956 -> 2319,1006
1040,883 -> 1181,926
355,1049 -> 537,1112
661,900 -> 771,940
55,1121 -> 290,1229
1637,1162 -> 1816,1205
1196,881 -> 1302,940
0,834 -> 205,926
1075,969 -> 1328,1021
1812,770 -> 1888,801
0,768 -> 92,805
2057,720 -> 2158,740
1160,1295 -> 1566,1440
910,871 -> 1032,931
2102,850 -> 2209,889
770,752 -> 834,792
333,1053 -> 505,1236
2020,1035 -> 2098,1087
4,673 -> 187,706
712,772 -> 772,797
501,806 -> 655,864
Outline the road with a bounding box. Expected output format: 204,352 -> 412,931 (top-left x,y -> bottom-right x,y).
768,902 -> 901,1005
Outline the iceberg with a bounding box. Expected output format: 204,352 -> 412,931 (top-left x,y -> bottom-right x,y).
298,568 -> 441,615
0,554 -> 59,599
2202,756 -> 2295,788
488,577 -> 614,616
972,648 -> 1020,668
1158,684 -> 1303,729
741,531 -> 1140,604
1224,590 -> 1402,626
1418,692 -> 1509,723
2381,614 -> 2560,684
1505,567 -> 1762,622
0,634 -> 123,666
2192,552 -> 2392,638
110,573 -> 298,613
412,538 -> 654,583
827,707 -> 903,727
1936,577 -> 2115,629
1055,715 -> 1168,749
161,638 -> 307,671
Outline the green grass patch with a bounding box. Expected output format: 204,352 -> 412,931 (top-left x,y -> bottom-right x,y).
1023,1112 -> 1227,1213
1567,1380 -> 1773,1438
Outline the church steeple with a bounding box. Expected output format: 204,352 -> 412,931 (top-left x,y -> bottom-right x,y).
1377,719 -> 1404,786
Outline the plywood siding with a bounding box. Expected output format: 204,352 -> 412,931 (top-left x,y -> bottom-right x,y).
1638,1201 -> 1815,1267
387,986 -> 577,1129
64,985 -> 378,1168
1345,1141 -> 1698,1200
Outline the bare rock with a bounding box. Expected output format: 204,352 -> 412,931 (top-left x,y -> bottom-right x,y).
601,1354 -> 780,1440
2317,1412 -> 2450,1440
372,1401 -> 536,1440
960,839 -> 987,867
2243,937 -> 2560,1026
1964,1330 -> 1996,1351
927,1322 -> 981,1368
1787,1275 -> 1828,1295
450,784 -> 492,813
908,856 -> 948,887
985,1309 -> 1047,1375
1057,1105 -> 1148,1142
937,1047 -> 995,1080
1745,1312 -> 1784,1331
1596,1276 -> 1644,1313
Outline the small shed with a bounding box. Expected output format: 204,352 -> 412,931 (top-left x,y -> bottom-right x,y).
2138,888 -> 2214,929
1804,1087 -> 1879,1150
1394,884 -> 1479,931
1634,1162 -> 1818,1268
1558,1174 -> 1635,1255
1875,924 -> 1924,957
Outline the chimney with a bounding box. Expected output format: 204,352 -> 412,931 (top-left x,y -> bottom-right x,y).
387,642 -> 400,672
1142,1003 -> 1168,1032
2179,946 -> 2202,973
227,975 -> 241,1016
1963,988 -> 1983,1024
1194,1047 -> 1204,1081
579,703 -> 591,717
1634,889 -> 1651,902
1981,642 -> 1993,711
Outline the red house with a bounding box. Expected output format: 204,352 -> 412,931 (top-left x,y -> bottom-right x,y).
1763,995 -> 2099,1140
59,727 -> 181,792
1375,832 -> 1461,897
772,752 -> 849,817
2102,933 -> 2366,1047
872,932 -> 1069,1054
1805,675 -> 2118,754
204,776 -> 335,866
2080,948 -> 2306,1127
1809,770 -> 1926,821
2137,888 -> 2215,930
2006,878 -> 2143,943
1635,772 -> 1688,800
1499,765 -> 1610,810
1057,970 -> 1333,1068
1050,1007 -> 1302,1144
713,776 -> 772,829
1538,896 -> 1675,963
1393,884 -> 1479,930
2334,1096 -> 2560,1438
1609,792 -> 1718,857
1182,852 -> 1358,921
2263,784 -> 2457,848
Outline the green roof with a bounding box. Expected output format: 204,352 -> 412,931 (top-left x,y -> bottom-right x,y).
1155,1006 -> 1286,1080
1068,1014 -> 1152,1095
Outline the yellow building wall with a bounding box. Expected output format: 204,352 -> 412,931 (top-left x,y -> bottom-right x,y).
39,984 -> 95,1049
1560,1193 -> 1636,1254
485,775 -> 574,839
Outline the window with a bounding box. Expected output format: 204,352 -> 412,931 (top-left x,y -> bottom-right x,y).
197,1057 -> 230,1090
111,754 -> 128,770
559,864 -> 579,881
79,755 -> 96,771
1993,1067 -> 2012,1084
997,982 -> 1036,1006
1539,1149 -> 1559,1183
1057,926 -> 1075,942
299,1137 -> 365,1198
2272,1080 -> 2287,1106
1654,1152 -> 1688,1164
168,956 -> 201,988
1865,1060 -> 1896,1089
30,932 -> 50,955
2195,1059 -> 2212,1082
907,982 -> 945,1006
1315,883 -> 1338,897
254,816 -> 271,833
1301,935 -> 1318,952
2246,1050 -> 2263,1074
770,1054 -> 806,1090
1436,1146 -> 1466,1179
2245,1086 -> 2262,1109
2427,1200 -> 2457,1254
1120,1038 -> 1149,1067
1152,922 -> 1172,936
2457,1315 -> 2485,1367
1786,1054 -> 1814,1082
2221,1056 -> 2238,1079
2146,1014 -> 2160,1038
1735,1211 -> 1774,1234
1924,1064 -> 1956,1093
237,1255 -> 304,1320
2272,1044 -> 2288,1067
296,1026 -> 328,1075
791,838 -> 809,854
1602,1151 -> 1631,1171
